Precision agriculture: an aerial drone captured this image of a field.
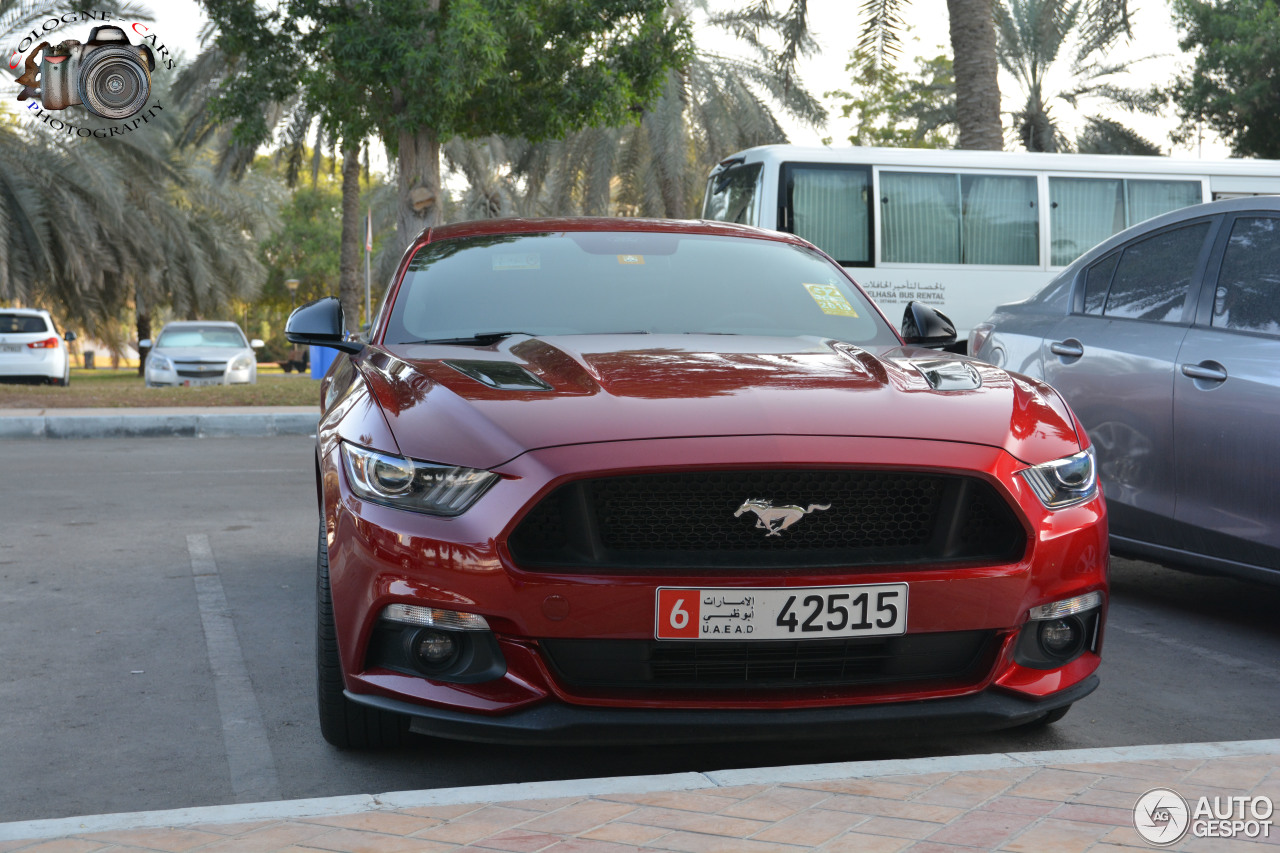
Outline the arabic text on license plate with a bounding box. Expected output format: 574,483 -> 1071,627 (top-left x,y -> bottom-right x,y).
655,584 -> 908,640
0,344 -> 21,353
183,378 -> 221,387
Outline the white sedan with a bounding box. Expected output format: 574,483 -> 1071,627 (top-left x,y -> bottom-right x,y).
143,321 -> 263,387
0,309 -> 75,386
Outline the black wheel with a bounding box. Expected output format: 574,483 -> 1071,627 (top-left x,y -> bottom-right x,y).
282,363 -> 293,373
316,522 -> 408,748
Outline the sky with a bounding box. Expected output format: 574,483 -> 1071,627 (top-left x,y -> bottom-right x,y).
104,0 -> 1232,160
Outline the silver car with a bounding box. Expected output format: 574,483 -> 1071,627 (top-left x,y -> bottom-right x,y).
142,321 -> 263,387
972,197 -> 1280,583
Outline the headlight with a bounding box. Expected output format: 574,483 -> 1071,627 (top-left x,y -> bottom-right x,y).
148,354 -> 173,372
340,442 -> 498,516
1019,448 -> 1097,509
230,354 -> 255,371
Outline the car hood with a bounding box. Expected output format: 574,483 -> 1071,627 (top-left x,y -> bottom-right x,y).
356,334 -> 1082,470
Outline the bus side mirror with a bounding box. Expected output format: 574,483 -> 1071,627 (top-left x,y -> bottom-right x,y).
901,301 -> 957,348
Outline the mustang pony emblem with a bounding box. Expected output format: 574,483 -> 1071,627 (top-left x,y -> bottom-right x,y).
734,498 -> 831,536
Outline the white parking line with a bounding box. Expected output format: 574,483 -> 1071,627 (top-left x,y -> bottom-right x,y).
187,533 -> 282,803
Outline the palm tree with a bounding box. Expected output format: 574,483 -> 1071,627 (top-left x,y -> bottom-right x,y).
995,0 -> 1161,153
497,0 -> 827,219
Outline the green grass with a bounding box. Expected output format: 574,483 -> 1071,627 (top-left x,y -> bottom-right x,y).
0,368 -> 322,408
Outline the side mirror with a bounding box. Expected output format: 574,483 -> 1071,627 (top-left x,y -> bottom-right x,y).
65,331 -> 77,342
286,297 -> 364,355
250,338 -> 265,349
901,301 -> 957,348
139,339 -> 152,349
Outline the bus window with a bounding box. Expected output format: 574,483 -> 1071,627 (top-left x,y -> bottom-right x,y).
703,162 -> 763,226
881,171 -> 1037,265
961,174 -> 1038,265
783,165 -> 872,265
1127,179 -> 1202,224
1050,177 -> 1202,266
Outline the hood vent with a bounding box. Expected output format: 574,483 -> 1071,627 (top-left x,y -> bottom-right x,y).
444,359 -> 553,391
912,359 -> 982,392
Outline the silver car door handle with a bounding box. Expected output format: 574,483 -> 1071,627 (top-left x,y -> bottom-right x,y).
1181,362 -> 1228,383
1050,340 -> 1084,358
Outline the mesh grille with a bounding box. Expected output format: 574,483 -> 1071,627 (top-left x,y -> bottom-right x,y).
508,470 -> 1024,571
541,631 -> 996,690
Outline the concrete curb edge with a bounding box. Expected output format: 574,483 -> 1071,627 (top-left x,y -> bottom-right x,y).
3,738 -> 1277,842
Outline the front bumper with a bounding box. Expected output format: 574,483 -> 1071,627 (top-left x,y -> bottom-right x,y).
351,675 -> 1099,745
146,364 -> 256,386
322,433 -> 1109,738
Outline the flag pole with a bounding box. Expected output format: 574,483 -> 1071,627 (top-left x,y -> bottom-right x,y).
364,208 -> 372,327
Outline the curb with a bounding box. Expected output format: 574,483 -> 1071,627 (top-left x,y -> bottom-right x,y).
0,411 -> 318,439
2,737 -> 1277,842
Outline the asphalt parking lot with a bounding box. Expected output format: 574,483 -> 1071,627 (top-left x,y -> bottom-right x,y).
2,436 -> 1279,823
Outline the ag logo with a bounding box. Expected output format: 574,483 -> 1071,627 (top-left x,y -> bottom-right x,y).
1134,787 -> 1190,846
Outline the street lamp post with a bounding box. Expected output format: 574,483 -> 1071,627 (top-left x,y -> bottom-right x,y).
285,278 -> 300,311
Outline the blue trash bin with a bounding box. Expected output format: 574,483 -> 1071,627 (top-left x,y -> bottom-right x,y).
309,345 -> 338,379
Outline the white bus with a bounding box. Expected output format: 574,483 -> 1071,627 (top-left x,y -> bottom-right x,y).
701,145 -> 1280,344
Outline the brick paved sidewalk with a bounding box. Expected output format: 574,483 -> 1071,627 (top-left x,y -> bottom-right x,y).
2,740 -> 1277,853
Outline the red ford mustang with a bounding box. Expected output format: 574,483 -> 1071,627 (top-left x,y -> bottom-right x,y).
286,217 -> 1108,748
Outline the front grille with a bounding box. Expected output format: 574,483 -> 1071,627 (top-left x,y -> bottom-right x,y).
541,631 -> 997,690
507,470 -> 1025,570
175,363 -> 225,379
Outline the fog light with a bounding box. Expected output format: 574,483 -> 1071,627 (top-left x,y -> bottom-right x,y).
1038,617 -> 1084,658
412,629 -> 459,669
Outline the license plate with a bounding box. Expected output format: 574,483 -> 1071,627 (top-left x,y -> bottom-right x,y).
0,344 -> 20,353
655,584 -> 908,640
182,378 -> 222,387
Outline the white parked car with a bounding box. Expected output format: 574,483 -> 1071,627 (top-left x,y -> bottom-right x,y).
0,308 -> 75,386
142,321 -> 263,387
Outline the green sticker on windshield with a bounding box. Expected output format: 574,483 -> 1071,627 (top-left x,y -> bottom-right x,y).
804,283 -> 859,317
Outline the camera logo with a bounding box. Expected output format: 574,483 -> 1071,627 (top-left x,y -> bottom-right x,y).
1134,788 -> 1190,846
16,23 -> 154,120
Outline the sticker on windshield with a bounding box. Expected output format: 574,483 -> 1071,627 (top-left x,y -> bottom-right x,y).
617,254 -> 645,265
493,253 -> 540,271
804,283 -> 859,317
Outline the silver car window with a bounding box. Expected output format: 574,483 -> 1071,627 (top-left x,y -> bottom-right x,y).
1103,222 -> 1211,322
1214,216 -> 1280,335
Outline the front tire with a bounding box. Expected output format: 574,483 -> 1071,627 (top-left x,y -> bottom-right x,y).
316,522 -> 408,749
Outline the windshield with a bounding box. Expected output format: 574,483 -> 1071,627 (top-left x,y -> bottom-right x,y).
156,326 -> 247,348
702,163 -> 762,225
0,314 -> 50,334
384,232 -> 895,347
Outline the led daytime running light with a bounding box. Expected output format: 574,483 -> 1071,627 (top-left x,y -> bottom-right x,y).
380,603 -> 490,631
1029,591 -> 1102,621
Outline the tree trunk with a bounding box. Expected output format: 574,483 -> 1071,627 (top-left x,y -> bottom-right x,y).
394,126 -> 443,260
947,0 -> 1004,150
135,307 -> 151,377
338,138 -> 364,332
